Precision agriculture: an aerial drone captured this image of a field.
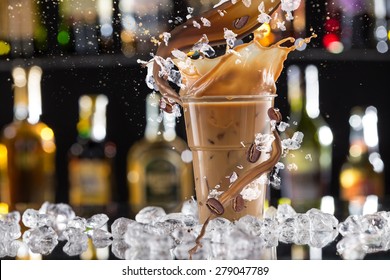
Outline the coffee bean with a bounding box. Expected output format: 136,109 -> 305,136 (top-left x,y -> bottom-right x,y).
267,107 -> 282,123
232,194 -> 245,212
247,142 -> 261,163
233,15 -> 249,29
206,198 -> 224,215
160,97 -> 174,113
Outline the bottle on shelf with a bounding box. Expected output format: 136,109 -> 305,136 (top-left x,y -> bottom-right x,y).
281,65 -> 333,212
339,106 -> 385,214
68,94 -> 116,212
118,0 -> 172,57
0,66 -> 56,212
0,0 -> 11,57
256,1 -> 306,48
7,0 -> 36,57
96,0 -> 115,53
60,0 -> 99,55
373,0 -> 389,53
127,92 -> 194,214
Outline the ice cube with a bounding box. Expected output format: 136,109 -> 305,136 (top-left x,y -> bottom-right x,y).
22,209 -> 49,228
0,240 -> 22,258
0,219 -> 21,241
92,228 -> 113,248
62,227 -> 89,256
278,217 -> 297,243
67,216 -> 87,231
22,225 -> 58,255
307,208 -> 338,232
234,215 -> 263,236
224,229 -> 255,259
337,235 -> 366,260
170,227 -> 196,245
86,214 -> 109,230
276,204 -> 297,223
360,213 -> 388,235
260,218 -> 279,247
111,217 -> 135,239
135,206 -> 166,224
181,198 -> 199,218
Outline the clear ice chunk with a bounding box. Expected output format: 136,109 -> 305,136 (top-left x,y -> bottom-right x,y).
62,227 -> 88,256
67,216 -> 87,231
0,240 -> 22,258
338,215 -> 362,236
181,198 -> 199,218
135,206 -> 166,224
276,204 -> 297,223
307,208 -> 338,232
234,215 -> 263,236
92,228 -> 113,248
22,225 -> 58,255
337,235 -> 366,260
111,239 -> 131,260
86,214 -> 109,230
0,218 -> 21,241
39,202 -> 76,236
111,217 -> 135,239
22,209 -> 49,228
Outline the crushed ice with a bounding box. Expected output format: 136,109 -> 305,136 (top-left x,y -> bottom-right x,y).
1,201 -> 389,259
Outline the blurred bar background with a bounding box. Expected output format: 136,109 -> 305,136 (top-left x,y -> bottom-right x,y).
0,0 -> 390,222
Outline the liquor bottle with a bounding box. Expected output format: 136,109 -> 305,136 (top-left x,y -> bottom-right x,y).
33,1 -> 48,56
373,0 -> 389,53
127,92 -> 194,213
281,65 -> 333,212
0,66 -> 56,212
339,106 -> 385,208
118,0 -> 172,57
60,0 -> 99,55
7,0 -> 35,57
68,94 -> 116,210
96,0 -> 115,53
0,0 -> 11,58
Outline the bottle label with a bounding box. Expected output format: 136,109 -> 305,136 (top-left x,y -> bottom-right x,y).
69,159 -> 111,205
14,138 -> 41,170
145,158 -> 178,207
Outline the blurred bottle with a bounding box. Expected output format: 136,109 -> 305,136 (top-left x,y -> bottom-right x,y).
127,92 -> 194,213
7,0 -> 35,57
68,94 -> 116,210
373,0 -> 389,53
256,1 -> 306,48
33,1 -> 48,56
57,0 -> 74,54
96,0 -> 115,53
61,0 -> 99,55
281,65 -> 333,211
0,0 -> 12,58
322,1 -> 343,53
327,0 -> 375,52
339,106 -> 385,209
0,66 -> 56,212
118,0 -> 172,57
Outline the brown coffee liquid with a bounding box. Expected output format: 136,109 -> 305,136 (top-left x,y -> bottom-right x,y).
183,97 -> 274,223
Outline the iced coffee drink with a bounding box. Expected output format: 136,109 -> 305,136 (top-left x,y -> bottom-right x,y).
147,0 -> 309,226
183,96 -> 275,223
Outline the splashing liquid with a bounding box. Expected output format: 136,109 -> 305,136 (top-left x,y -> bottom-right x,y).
151,0 -> 314,258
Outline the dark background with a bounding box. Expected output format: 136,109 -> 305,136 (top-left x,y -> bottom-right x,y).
1,0 -> 389,206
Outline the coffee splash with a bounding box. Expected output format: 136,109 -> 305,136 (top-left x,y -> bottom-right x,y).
175,33 -> 305,98
152,0 -> 283,104
147,0 -> 309,258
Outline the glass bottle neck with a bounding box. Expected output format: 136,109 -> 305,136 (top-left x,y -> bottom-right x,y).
77,94 -> 108,142
12,66 -> 44,124
144,93 -> 177,142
